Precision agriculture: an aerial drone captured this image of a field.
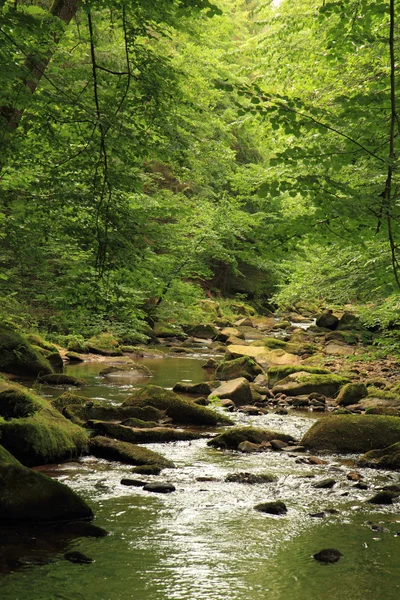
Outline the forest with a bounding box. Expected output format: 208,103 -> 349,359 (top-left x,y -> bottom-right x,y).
1,1 -> 400,599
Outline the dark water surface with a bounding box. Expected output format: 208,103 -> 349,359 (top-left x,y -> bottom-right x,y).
2,356 -> 400,599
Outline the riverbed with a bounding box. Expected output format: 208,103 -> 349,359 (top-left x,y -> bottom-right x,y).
2,355 -> 400,600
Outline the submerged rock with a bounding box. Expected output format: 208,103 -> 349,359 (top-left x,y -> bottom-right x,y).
64,551 -> 94,564
313,548 -> 342,563
254,501 -> 287,515
208,426 -> 295,450
301,415 -> 400,453
89,436 -> 174,468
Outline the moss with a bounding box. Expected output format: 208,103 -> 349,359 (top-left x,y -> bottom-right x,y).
120,418 -> 159,428
26,334 -> 59,354
272,371 -> 348,397
301,415 -> 400,453
65,351 -> 85,363
0,386 -> 42,418
131,464 -> 162,475
357,442 -> 400,469
153,322 -> 186,339
207,426 -> 295,449
37,373 -> 87,386
120,345 -> 145,354
367,386 -> 400,401
184,324 -> 218,339
272,321 -> 291,329
365,407 -> 399,416
267,365 -> 331,386
336,383 -> 368,406
0,463 -> 93,522
0,382 -> 88,466
215,356 -> 263,382
89,435 -> 174,468
0,444 -> 21,465
99,363 -> 152,377
88,420 -> 203,443
86,332 -> 123,356
66,335 -> 88,353
172,381 -> 220,395
0,325 -> 53,377
122,385 -> 232,426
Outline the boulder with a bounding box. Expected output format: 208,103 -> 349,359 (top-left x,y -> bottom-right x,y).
89,436 -> 174,468
301,415 -> 400,453
37,374 -> 87,387
313,549 -> 342,563
324,342 -> 356,356
215,356 -> 263,382
357,442 -> 400,470
238,441 -> 262,453
207,426 -> 295,450
172,381 -> 220,395
273,372 -> 348,398
210,377 -> 253,406
216,327 -> 243,342
226,345 -> 300,367
0,325 -> 53,377
184,324 -> 218,339
315,311 -> 339,330
65,352 -> 85,363
0,382 -> 88,466
267,365 -> 331,387
86,332 -> 123,356
88,421 -> 203,444
234,318 -> 253,327
225,472 -> 276,484
122,385 -> 232,426
337,383 -> 368,407
254,501 -> 287,515
143,483 -> 176,494
0,448 -> 93,523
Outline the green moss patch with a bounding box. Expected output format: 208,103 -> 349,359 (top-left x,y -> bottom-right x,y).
88,420 -> 204,443
301,415 -> 400,453
357,442 -> 400,469
337,383 -> 368,406
122,385 -> 232,426
272,372 -> 348,397
89,435 -> 174,468
208,426 -> 295,450
37,374 -> 87,387
267,365 -> 331,386
0,444 -> 21,466
0,325 -> 53,377
86,333 -> 123,356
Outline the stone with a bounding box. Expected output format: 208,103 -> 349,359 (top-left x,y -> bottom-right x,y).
184,324 -> 218,339
273,372 -> 348,398
37,374 -> 86,387
0,325 -> 53,377
312,478 -> 336,489
215,356 -> 264,382
225,472 -> 276,484
88,421 -> 203,444
270,439 -> 288,450
254,501 -> 287,515
120,478 -> 146,487
172,381 -> 220,395
267,365 -> 331,387
238,441 -> 262,453
315,311 -> 339,330
143,483 -> 176,494
208,426 -> 295,450
357,442 -> 400,470
367,491 -> 399,505
301,415 -> 400,453
89,436 -> 174,468
234,318 -> 253,327
131,465 -> 162,476
325,342 -> 356,356
64,551 -> 94,564
210,377 -> 253,406
313,549 -> 342,563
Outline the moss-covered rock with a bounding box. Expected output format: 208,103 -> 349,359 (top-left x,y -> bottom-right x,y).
0,443 -> 21,465
99,363 -> 152,377
267,365 -> 331,387
357,442 -> 400,469
86,333 -> 123,356
0,382 -> 88,466
301,415 -> 400,453
0,462 -> 93,522
365,407 -> 400,416
65,351 -> 85,363
184,324 -> 218,339
215,356 -> 263,382
26,334 -> 59,354
208,426 -> 295,450
0,325 -> 53,377
0,386 -> 42,418
122,385 -> 232,426
37,373 -> 87,387
272,372 -> 349,398
153,323 -> 186,340
172,381 -> 220,395
89,435 -> 174,468
66,335 -> 88,353
336,383 -> 368,406
88,420 -> 204,443
315,311 -> 339,330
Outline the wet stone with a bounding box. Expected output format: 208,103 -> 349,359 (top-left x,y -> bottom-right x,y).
312,478 -> 336,489
313,548 -> 342,563
367,491 -> 399,505
143,483 -> 176,494
120,478 -> 147,487
254,501 -> 287,515
64,551 -> 94,564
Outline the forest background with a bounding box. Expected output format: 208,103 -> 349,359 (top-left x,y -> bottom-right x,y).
1,0 -> 400,350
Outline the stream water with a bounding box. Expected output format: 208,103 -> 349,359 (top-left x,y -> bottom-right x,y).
2,355 -> 400,599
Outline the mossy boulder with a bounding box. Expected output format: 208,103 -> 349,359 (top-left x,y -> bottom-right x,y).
0,443 -> 21,466
337,383 -> 368,407
357,442 -> 400,469
37,373 -> 87,387
89,436 -> 174,468
226,344 -> 300,367
0,459 -> 93,522
122,385 -> 232,426
153,322 -> 186,340
0,382 -> 88,466
184,324 -> 218,339
86,333 -> 123,356
0,325 -> 53,377
365,407 -> 400,416
208,426 -> 295,450
272,372 -> 349,398
315,311 -> 339,330
26,334 -> 59,354
267,365 -> 331,387
66,335 -> 88,353
65,351 -> 85,363
0,386 -> 42,418
99,363 -> 152,377
88,421 -> 204,444
301,415 -> 400,453
172,381 -> 220,395
215,356 -> 263,382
